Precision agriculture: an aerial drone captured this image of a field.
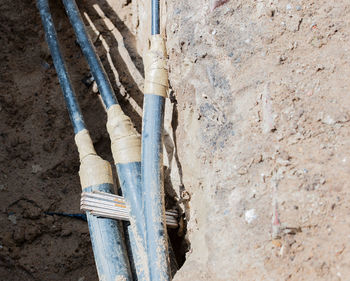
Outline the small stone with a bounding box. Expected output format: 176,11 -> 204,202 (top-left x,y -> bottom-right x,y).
286,3 -> 292,10
92,82 -> 98,93
245,209 -> 257,224
23,204 -> 42,219
8,213 -> 17,225
238,167 -> 248,175
296,5 -> 302,11
31,164 -> 43,174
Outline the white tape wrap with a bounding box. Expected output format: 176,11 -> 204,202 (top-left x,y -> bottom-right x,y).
106,104 -> 141,164
143,34 -> 168,97
75,129 -> 113,189
75,129 -> 96,160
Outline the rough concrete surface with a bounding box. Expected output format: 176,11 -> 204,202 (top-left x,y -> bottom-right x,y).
1,0 -> 350,280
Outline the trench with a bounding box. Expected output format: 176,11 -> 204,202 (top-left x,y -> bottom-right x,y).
0,0 -> 189,280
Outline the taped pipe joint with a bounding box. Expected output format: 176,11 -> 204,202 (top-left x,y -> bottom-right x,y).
144,35 -> 168,97
106,104 -> 141,164
75,129 -> 113,189
75,129 -> 96,160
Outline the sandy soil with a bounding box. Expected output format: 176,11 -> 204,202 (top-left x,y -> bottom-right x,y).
2,0 -> 350,280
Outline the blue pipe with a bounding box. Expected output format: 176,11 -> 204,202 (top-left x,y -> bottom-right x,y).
84,184 -> 132,281
62,0 -> 117,109
151,0 -> 160,35
142,95 -> 170,280
61,2 -> 149,280
37,0 -> 85,134
142,0 -> 171,278
117,162 -> 148,280
37,1 -> 132,280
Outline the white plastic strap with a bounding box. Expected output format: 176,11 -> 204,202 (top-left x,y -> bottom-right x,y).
81,191 -> 178,228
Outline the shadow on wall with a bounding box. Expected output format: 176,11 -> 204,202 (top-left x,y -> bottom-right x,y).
79,0 -> 144,132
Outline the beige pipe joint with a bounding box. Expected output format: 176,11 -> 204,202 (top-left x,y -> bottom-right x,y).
75,129 -> 113,189
106,104 -> 141,164
144,34 -> 168,97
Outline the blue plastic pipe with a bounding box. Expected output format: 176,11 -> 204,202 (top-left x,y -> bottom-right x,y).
61,1 -> 149,280
37,1 -> 132,280
142,0 -> 171,279
151,0 -> 160,35
37,1 -> 85,134
84,184 -> 132,281
61,0 -> 117,110
142,95 -> 170,280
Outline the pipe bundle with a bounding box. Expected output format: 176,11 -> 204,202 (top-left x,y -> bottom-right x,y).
37,0 -> 172,280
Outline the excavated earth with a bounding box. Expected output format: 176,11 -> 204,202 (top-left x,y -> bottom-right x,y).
1,0 -> 350,280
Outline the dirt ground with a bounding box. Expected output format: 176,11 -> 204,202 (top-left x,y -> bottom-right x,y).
1,0 -> 350,280
0,0 -> 185,280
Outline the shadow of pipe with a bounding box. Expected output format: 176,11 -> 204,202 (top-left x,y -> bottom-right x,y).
93,0 -> 144,77
76,0 -> 143,132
